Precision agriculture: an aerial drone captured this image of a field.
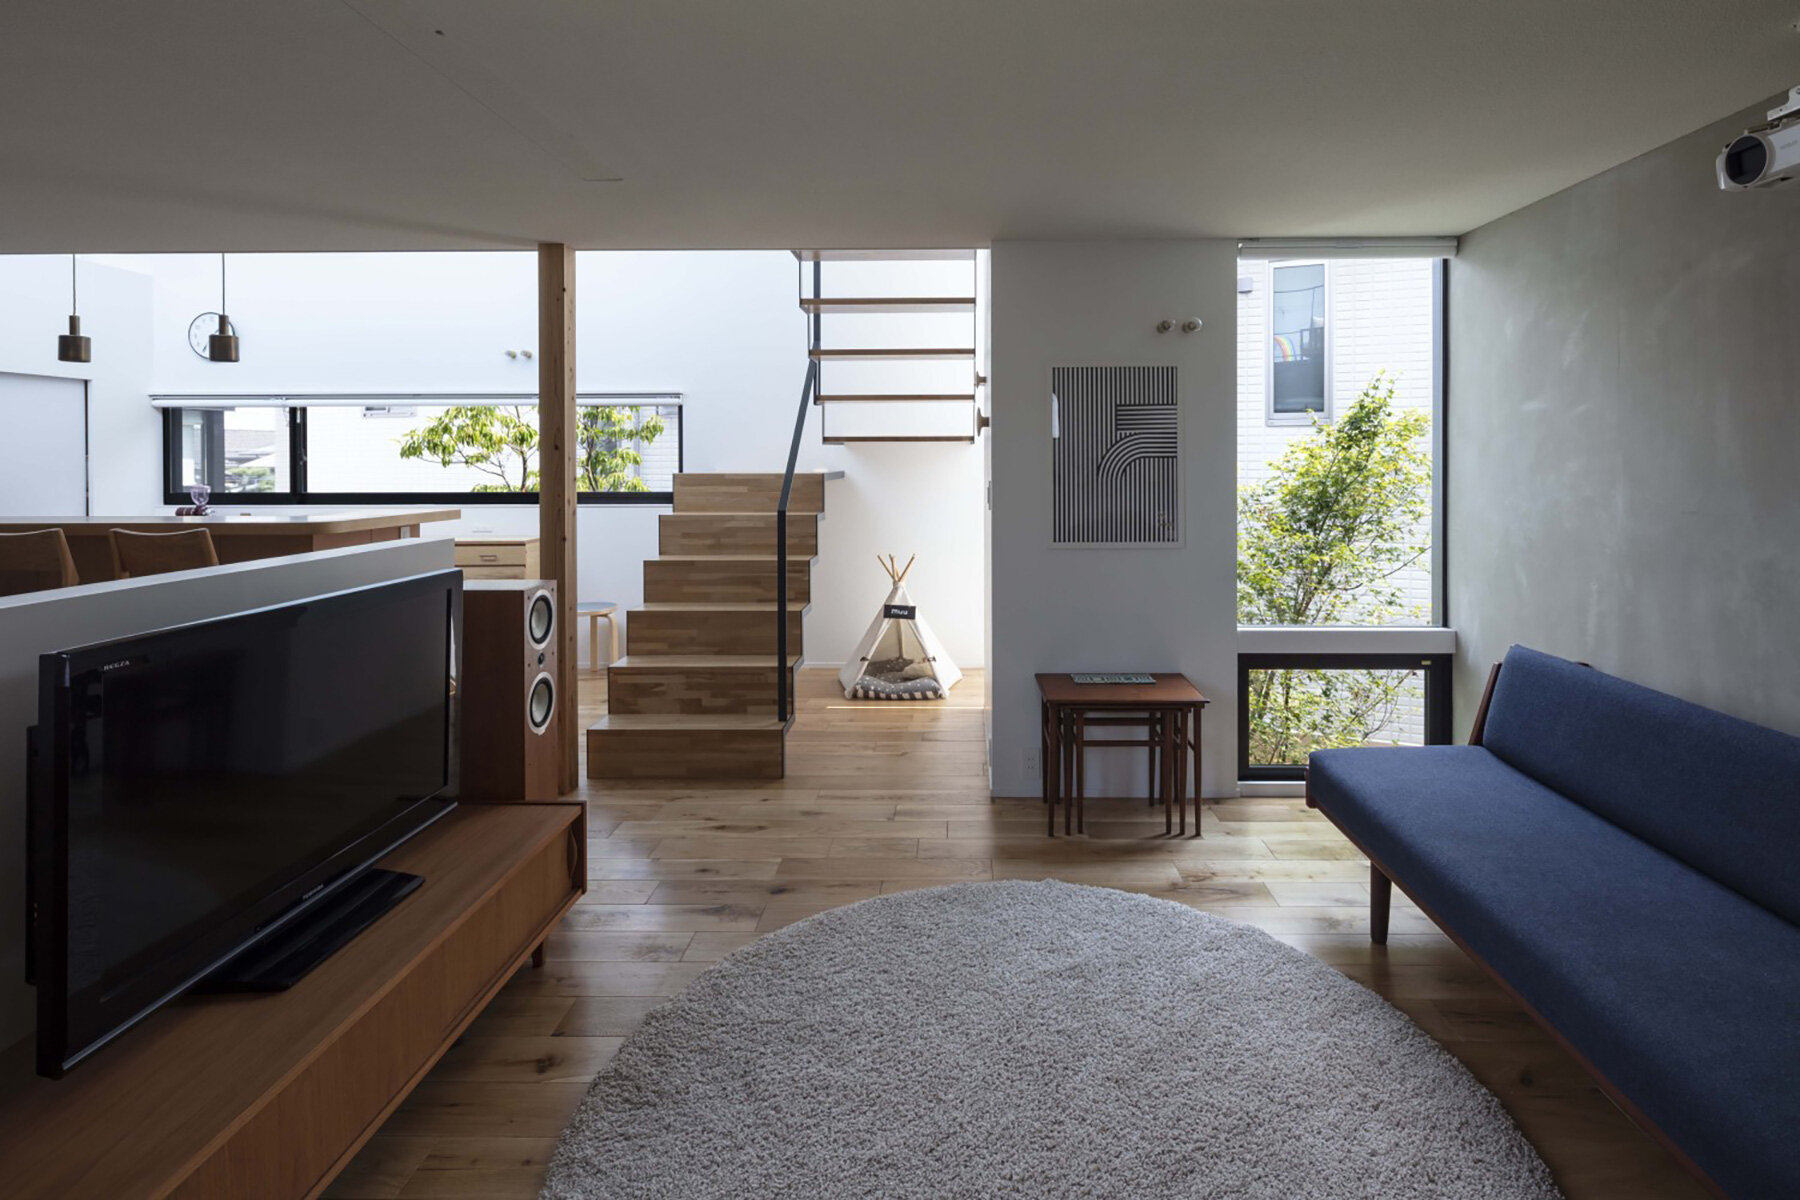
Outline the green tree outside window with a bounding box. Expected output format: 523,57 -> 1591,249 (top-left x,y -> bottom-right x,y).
1238,372 -> 1432,764
397,404 -> 666,493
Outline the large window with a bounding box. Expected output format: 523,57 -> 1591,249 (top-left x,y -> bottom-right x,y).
1238,257 -> 1441,628
1237,252 -> 1447,783
160,395 -> 681,504
1267,261 -> 1329,422
1238,654 -> 1451,782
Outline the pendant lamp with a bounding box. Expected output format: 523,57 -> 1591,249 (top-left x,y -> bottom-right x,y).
210,253 -> 240,363
57,255 -> 91,363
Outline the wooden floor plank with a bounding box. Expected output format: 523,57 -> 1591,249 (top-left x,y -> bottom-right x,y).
348,667 -> 1705,1200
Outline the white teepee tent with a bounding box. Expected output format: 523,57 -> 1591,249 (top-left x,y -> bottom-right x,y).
839,555 -> 963,700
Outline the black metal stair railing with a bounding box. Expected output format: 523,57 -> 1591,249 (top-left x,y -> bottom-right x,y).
775,258 -> 822,723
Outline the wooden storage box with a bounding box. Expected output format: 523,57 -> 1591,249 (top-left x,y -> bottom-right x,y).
455,536 -> 541,580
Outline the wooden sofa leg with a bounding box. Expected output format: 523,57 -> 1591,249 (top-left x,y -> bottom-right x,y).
1370,866 -> 1392,945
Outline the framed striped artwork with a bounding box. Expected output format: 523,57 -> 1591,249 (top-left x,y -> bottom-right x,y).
1050,365 -> 1180,547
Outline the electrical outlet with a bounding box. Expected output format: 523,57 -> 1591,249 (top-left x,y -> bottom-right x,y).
1022,748 -> 1040,777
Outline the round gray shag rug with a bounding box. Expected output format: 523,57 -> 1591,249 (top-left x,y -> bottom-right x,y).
541,880 -> 1560,1200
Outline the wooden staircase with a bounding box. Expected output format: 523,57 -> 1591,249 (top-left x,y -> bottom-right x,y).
586,471 -> 829,780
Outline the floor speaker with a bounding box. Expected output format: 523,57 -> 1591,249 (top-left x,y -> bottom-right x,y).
461,579 -> 559,801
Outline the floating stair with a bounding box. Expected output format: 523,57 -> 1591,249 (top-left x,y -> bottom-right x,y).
799,297 -> 975,314
793,249 -> 983,445
821,435 -> 975,444
809,348 -> 975,361
587,471 -> 835,781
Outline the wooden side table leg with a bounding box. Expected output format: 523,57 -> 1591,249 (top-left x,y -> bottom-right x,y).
1065,712 -> 1080,834
587,614 -> 600,671
1146,712 -> 1158,809
1063,711 -> 1076,837
1191,705 -> 1205,839
607,613 -> 619,665
1166,708 -> 1180,841
1177,708 -> 1188,837
1038,700 -> 1049,809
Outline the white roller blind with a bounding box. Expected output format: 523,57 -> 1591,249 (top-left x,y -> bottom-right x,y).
1237,237 -> 1457,260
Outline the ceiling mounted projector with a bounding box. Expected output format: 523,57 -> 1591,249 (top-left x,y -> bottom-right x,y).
1718,85 -> 1800,190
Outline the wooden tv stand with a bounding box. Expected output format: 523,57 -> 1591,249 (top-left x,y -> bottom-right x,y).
0,802 -> 585,1199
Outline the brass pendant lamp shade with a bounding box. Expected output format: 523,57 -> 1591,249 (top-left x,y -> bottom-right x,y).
57,256 -> 91,363
210,253 -> 240,363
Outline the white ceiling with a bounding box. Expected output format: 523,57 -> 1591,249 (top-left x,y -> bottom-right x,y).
2,0 -> 1796,252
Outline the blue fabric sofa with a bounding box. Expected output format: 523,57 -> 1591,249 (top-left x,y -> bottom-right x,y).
1306,645 -> 1800,1199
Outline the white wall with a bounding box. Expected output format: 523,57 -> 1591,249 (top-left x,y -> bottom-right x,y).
0,256 -> 156,512
989,240 -> 1238,799
0,374 -> 87,514
1,252 -> 988,668
0,539 -> 455,1047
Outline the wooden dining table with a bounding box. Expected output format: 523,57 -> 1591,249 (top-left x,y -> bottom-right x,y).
0,508 -> 458,583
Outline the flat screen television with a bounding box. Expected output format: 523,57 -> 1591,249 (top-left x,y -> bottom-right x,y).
27,570 -> 462,1078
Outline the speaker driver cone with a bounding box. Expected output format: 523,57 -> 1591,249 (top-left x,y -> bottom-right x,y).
527,594 -> 554,645
528,674 -> 555,732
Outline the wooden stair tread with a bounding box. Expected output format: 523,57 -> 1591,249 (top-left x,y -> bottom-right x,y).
799,298 -> 975,314
611,654 -> 800,669
791,249 -> 975,262
824,435 -> 976,444
810,348 -> 975,360
590,714 -> 786,731
651,554 -> 810,563
816,393 -> 977,403
634,601 -> 810,612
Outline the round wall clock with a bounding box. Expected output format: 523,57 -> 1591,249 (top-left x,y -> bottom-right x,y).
188,312 -> 237,360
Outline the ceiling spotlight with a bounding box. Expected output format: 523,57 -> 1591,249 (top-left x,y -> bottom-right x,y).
57,255 -> 91,363
210,253 -> 240,363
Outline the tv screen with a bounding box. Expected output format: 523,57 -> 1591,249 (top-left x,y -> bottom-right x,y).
29,570 -> 461,1077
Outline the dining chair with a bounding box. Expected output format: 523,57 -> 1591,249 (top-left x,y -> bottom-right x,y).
109,528 -> 221,578
0,528 -> 81,596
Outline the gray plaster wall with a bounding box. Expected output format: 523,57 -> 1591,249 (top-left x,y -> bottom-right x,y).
1448,95 -> 1800,735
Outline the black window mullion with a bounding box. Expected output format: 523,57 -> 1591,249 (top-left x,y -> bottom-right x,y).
1238,651 -> 1452,782
161,402 -> 680,507
290,406 -> 308,500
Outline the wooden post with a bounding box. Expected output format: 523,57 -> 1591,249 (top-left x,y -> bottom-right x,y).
538,243 -> 579,794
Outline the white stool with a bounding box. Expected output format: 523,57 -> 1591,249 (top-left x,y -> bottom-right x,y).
579,601 -> 619,669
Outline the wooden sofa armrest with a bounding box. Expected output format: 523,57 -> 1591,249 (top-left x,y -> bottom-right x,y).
1468,661 -> 1502,746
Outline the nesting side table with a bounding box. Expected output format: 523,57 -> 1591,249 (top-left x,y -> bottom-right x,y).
1036,673 -> 1209,838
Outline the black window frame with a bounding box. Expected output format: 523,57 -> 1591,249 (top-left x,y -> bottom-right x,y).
1238,652 -> 1452,783
162,400 -> 683,507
